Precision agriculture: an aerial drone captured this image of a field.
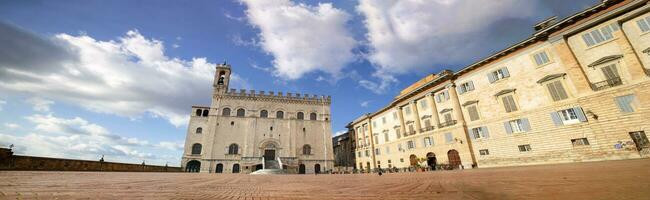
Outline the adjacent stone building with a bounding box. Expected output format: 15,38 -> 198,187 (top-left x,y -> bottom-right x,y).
332,123 -> 356,172
181,63 -> 334,174
352,0 -> 650,171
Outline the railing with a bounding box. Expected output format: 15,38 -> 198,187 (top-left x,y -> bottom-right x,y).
438,120 -> 457,128
590,77 -> 622,91
420,126 -> 435,132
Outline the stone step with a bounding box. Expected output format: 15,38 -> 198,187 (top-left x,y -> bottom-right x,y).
250,169 -> 285,175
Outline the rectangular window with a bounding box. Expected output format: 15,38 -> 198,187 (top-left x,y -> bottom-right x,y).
404,106 -> 411,115
388,159 -> 392,163
398,143 -> 403,151
546,80 -> 569,101
467,105 -> 480,121
471,127 -> 482,139
571,138 -> 590,147
445,132 -> 453,143
533,51 -> 551,66
408,124 -> 415,135
559,108 -> 579,124
424,137 -> 433,147
615,94 -> 637,113
420,100 -> 428,109
375,148 -> 380,155
458,81 -> 475,94
364,136 -> 369,146
358,151 -> 362,157
510,119 -> 524,133
395,128 -> 401,139
372,121 -> 377,128
443,112 -> 453,123
365,150 -> 369,157
518,144 -> 532,152
382,117 -> 386,124
384,131 -> 390,142
601,64 -> 620,80
637,16 -> 650,32
488,67 -> 510,83
582,23 -> 619,47
423,119 -> 432,128
479,149 -> 489,156
385,146 -> 390,154
392,112 -> 398,120
552,107 -> 587,126
436,90 -> 450,103
407,140 -> 415,149
374,133 -> 379,144
502,95 -> 518,113
470,127 -> 489,140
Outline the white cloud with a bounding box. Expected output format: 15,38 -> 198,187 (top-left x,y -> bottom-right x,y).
0,24 -> 251,127
241,0 -> 357,80
26,97 -> 54,112
333,129 -> 347,137
4,123 -> 19,129
156,141 -> 184,151
360,100 -> 370,107
357,0 -> 544,93
0,114 -> 181,165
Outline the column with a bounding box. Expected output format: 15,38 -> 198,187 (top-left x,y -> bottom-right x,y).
615,28 -> 647,80
367,118 -> 377,169
551,38 -> 592,95
396,107 -> 407,137
426,93 -> 440,127
411,100 -> 422,133
447,84 -> 465,125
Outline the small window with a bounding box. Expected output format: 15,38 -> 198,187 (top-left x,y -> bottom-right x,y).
373,133 -> 379,144
615,94 -> 637,113
423,119 -> 432,129
374,148 -> 380,155
419,100 -> 428,109
191,143 -> 202,155
506,118 -> 531,134
445,132 -> 453,143
443,112 -> 453,123
518,144 -> 532,152
558,108 -> 580,124
470,127 -> 489,140
365,150 -> 369,157
400,158 -> 404,163
196,127 -> 203,134
637,16 -> 650,32
260,110 -> 268,118
222,108 -> 231,116
458,81 -> 475,94
533,51 -> 551,66
382,117 -> 386,124
358,151 -> 362,158
297,112 -> 304,120
228,144 -> 239,154
384,131 -> 390,142
501,95 -> 518,113
276,111 -> 284,119
436,90 -> 450,103
236,108 -> 245,117
479,149 -> 489,156
424,137 -> 433,147
571,138 -> 590,147
392,112 -> 398,120
385,146 -> 390,154
404,106 -> 411,115
407,140 -> 415,149
202,109 -> 209,117
546,80 -> 569,101
407,124 -> 415,135
582,23 -> 618,47
488,67 -> 510,83
395,128 -> 401,139
372,121 -> 377,128
310,113 -> 317,120
601,64 -> 620,81
302,145 -> 311,155
467,105 -> 480,121
196,109 -> 202,116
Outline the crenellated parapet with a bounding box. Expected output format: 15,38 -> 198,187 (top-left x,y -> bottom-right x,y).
217,88 -> 331,105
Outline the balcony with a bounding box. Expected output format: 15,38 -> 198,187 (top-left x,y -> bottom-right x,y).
420,126 -> 435,132
590,77 -> 622,91
438,120 -> 457,128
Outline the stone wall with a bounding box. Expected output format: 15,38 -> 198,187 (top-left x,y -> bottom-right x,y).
0,148 -> 181,172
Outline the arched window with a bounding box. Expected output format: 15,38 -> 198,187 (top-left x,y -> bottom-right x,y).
196,109 -> 202,116
276,111 -> 284,119
302,144 -> 311,155
297,112 -> 304,120
202,109 -> 209,117
228,143 -> 239,154
310,113 -> 317,120
260,110 -> 268,118
217,71 -> 226,85
232,163 -> 240,173
196,127 -> 203,134
222,108 -> 231,116
191,143 -> 202,155
236,108 -> 245,117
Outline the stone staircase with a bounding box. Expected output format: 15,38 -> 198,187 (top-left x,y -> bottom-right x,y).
250,158 -> 285,175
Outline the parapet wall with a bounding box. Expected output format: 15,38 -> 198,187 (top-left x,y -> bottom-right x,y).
0,148 -> 181,172
222,88 -> 332,104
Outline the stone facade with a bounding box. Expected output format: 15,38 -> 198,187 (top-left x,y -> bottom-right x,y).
332,124 -> 356,172
181,63 -> 334,174
351,0 -> 650,171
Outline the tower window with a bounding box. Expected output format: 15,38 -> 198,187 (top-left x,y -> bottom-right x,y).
222,108 -> 231,116
260,110 -> 268,118
237,108 -> 245,117
297,112 -> 304,120
217,71 -> 226,85
276,111 -> 284,119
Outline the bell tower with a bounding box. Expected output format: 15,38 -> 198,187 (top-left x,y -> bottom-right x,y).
213,60 -> 231,94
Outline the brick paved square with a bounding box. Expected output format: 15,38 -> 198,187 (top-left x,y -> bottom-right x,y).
1,159 -> 649,199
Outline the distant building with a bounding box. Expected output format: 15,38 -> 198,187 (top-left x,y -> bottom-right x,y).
332,123 -> 355,172
350,0 -> 650,171
181,62 -> 334,174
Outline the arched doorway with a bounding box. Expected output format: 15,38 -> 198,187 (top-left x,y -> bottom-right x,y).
426,152 -> 437,170
314,164 -> 321,174
299,164 -> 306,174
448,150 -> 461,169
215,163 -> 223,173
409,154 -> 418,166
186,160 -> 200,173
232,164 -> 240,173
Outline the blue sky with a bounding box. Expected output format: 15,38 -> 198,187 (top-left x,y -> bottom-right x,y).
0,0 -> 597,166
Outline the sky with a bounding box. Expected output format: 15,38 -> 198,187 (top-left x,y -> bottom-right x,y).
0,0 -> 598,166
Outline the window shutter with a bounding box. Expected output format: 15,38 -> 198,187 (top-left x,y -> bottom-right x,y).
521,118 -> 531,132
555,81 -> 569,100
503,121 -> 512,135
435,94 -> 441,103
550,112 -> 563,126
468,128 -> 475,140
574,107 -> 588,122
457,86 -> 464,95
488,73 -> 496,83
582,34 -> 595,47
481,126 -> 490,138
616,95 -> 635,113
445,91 -> 450,100
502,67 -> 510,78
468,81 -> 475,91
